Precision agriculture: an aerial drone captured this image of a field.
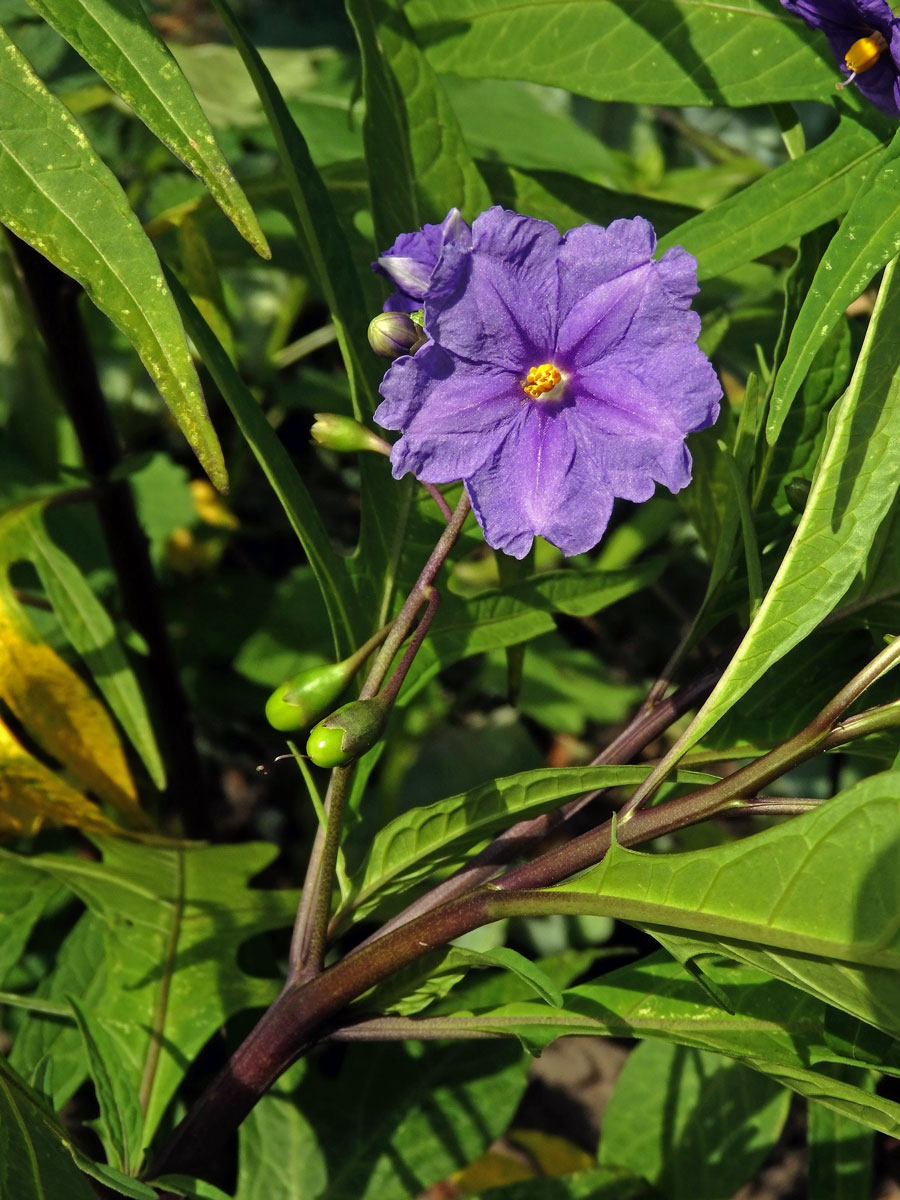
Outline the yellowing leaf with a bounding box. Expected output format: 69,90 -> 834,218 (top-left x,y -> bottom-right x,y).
0,581 -> 146,828
0,718 -> 122,838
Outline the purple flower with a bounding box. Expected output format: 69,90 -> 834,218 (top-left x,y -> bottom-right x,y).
781,0 -> 900,116
373,208 -> 470,312
374,208 -> 721,560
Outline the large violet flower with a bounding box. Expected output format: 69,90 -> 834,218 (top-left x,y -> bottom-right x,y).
374,208 -> 721,559
781,0 -> 900,116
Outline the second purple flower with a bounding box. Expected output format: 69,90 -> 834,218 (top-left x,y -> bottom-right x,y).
374,208 -> 722,560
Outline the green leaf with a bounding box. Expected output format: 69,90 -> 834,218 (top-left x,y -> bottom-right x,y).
404,0 -> 836,107
166,271 -> 361,656
23,0 -> 269,257
236,1042 -> 529,1200
678,252 -> 900,750
9,912 -> 106,1108
482,161 -> 696,241
0,1055 -> 95,1200
208,0 -> 378,423
808,1067 -> 875,1200
73,1154 -> 159,1200
659,114 -> 889,279
12,501 -> 165,789
0,848 -> 61,985
597,1039 -> 790,1200
444,954 -> 900,1138
18,840 -> 298,1164
69,994 -> 144,1175
402,559 -> 666,699
338,766 -> 717,928
0,24 -> 226,488
346,0 -> 490,245
555,771 -> 900,1036
768,131 -> 900,440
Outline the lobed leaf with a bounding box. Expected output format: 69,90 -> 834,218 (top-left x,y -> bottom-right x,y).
18,840 -> 298,1164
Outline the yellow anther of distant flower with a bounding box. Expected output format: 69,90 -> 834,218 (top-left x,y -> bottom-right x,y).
837,30 -> 887,90
522,362 -> 563,399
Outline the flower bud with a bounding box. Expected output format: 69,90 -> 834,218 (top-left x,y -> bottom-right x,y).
306,697 -> 390,768
265,661 -> 357,733
311,413 -> 390,456
785,477 -> 812,513
367,311 -> 425,360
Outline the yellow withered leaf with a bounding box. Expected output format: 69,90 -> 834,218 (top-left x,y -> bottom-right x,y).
0,581 -> 147,828
0,717 -> 123,838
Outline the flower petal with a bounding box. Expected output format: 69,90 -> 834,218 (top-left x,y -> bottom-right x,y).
466,406 -> 614,558
376,345 -> 521,482
427,208 -> 562,373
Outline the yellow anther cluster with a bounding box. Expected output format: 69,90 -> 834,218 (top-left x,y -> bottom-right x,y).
522,363 -> 562,399
844,31 -> 886,74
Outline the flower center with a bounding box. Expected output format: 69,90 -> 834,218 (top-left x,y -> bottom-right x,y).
522,362 -> 564,400
837,31 -> 887,90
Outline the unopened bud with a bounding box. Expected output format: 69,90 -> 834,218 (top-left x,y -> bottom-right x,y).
311,413 -> 389,456
306,697 -> 390,768
367,311 -> 426,360
785,477 -> 812,513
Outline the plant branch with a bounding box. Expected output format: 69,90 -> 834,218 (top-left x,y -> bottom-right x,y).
346,669 -> 718,947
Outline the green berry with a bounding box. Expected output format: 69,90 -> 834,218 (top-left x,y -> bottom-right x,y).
306,697 -> 389,768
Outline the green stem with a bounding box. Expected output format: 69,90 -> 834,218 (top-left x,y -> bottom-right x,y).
288,765 -> 354,984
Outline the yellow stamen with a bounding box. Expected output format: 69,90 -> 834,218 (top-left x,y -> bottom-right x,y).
522,362 -> 563,399
837,31 -> 887,89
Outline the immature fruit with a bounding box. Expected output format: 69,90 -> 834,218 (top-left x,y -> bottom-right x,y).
265,662 -> 352,733
306,697 -> 389,768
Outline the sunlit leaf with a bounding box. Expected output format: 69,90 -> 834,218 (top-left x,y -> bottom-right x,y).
0,24 -> 226,487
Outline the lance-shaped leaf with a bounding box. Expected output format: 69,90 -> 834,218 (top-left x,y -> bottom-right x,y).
0,1056 -> 95,1200
346,0 -> 490,246
768,129 -> 900,441
339,765 -> 717,928
0,496 -> 165,790
0,571 -> 145,827
0,24 -> 226,488
673,253 -> 900,751
451,954 -> 900,1139
0,716 -> 125,837
23,0 -> 268,257
404,0 -> 836,107
659,112 -> 889,279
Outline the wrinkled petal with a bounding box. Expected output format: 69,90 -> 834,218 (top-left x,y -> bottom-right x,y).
372,206 -> 721,558
427,208 -> 562,372
375,208 -> 471,311
376,346 -> 521,482
466,407 -> 614,558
